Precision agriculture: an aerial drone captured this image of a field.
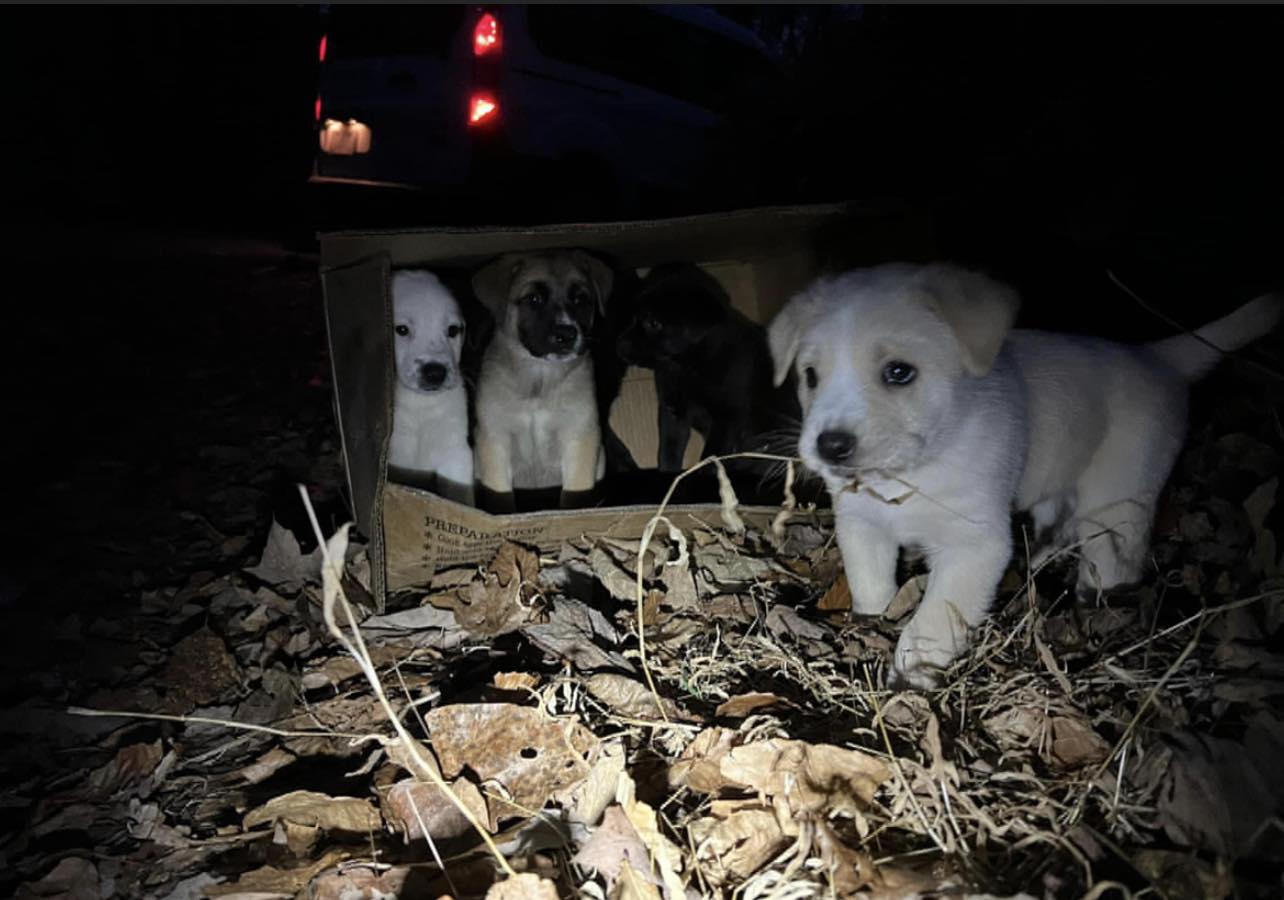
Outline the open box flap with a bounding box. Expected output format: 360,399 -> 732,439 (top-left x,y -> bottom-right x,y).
321,252 -> 393,597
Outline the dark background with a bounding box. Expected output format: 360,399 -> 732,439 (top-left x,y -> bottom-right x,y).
0,4 -> 1281,611
5,6 -> 1281,303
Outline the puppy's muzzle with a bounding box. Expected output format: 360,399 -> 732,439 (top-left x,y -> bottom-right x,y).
549,324 -> 580,354
418,361 -> 448,391
816,430 -> 857,465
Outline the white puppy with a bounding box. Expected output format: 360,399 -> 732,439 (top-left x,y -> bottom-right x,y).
388,269 -> 475,506
769,263 -> 1280,688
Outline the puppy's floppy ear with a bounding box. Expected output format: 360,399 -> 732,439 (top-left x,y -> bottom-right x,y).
471,255 -> 522,323
917,264 -> 1020,376
572,249 -> 615,314
767,292 -> 812,388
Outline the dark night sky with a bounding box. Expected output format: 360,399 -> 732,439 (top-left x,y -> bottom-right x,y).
0,4 -> 1280,331
4,6 -> 320,233
3,4 -> 1281,293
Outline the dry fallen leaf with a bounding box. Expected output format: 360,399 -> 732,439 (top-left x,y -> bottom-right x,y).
764,605 -> 833,655
693,545 -> 778,590
817,574 -> 851,612
1049,715 -> 1111,768
551,738 -> 627,827
242,789 -> 381,834
984,707 -> 1109,770
689,805 -> 787,886
484,873 -> 559,900
587,673 -> 697,722
669,727 -> 739,794
1130,848 -> 1235,900
571,804 -> 660,892
590,545 -> 642,602
493,671 -> 539,692
305,865 -> 414,900
86,740 -> 164,798
722,740 -> 887,816
304,859 -> 502,900
278,819 -> 321,857
660,555 -> 701,610
361,603 -> 462,633
205,850 -> 350,897
713,458 -> 747,534
244,519 -> 321,588
442,541 -> 544,636
616,772 -> 688,900
161,626 -> 243,714
671,728 -> 888,819
15,857 -> 100,900
612,859 -> 664,900
714,692 -> 787,719
642,588 -> 664,626
1157,715 -> 1284,857
426,702 -> 598,829
383,777 -> 489,842
523,598 -> 634,673
1243,477 -> 1278,535
813,818 -> 883,895
234,747 -> 297,786
385,734 -> 444,782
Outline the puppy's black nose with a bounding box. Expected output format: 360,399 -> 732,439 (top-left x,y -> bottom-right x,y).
816,430 -> 856,464
419,362 -> 447,389
550,324 -> 578,350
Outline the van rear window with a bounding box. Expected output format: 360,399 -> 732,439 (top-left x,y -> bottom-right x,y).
325,5 -> 465,60
526,6 -> 779,113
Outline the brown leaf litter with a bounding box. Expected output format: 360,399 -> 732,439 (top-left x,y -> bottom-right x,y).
7,405 -> 1284,899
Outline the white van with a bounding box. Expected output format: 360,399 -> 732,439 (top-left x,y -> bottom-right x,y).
311,4 -> 787,219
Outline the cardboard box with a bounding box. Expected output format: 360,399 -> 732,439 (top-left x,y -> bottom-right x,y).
319,204 -> 917,605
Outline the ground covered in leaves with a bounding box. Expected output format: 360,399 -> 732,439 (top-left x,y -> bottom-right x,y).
3,243 -> 1283,900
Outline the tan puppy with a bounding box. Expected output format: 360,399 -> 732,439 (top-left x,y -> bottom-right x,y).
472,250 -> 612,511
769,263 -> 1281,688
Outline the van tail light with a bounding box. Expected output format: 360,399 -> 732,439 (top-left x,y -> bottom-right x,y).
315,95 -> 322,123
473,12 -> 501,56
468,92 -> 499,126
318,33 -> 327,63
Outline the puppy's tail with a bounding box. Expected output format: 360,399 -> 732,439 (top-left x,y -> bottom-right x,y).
1146,293 -> 1283,381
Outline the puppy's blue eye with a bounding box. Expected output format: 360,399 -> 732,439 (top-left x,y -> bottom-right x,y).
447,324 -> 462,338
525,293 -> 545,307
394,324 -> 410,337
882,361 -> 917,386
804,366 -> 818,389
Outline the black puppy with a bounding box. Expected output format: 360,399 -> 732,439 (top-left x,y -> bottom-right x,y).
616,263 -> 801,491
589,255 -> 641,475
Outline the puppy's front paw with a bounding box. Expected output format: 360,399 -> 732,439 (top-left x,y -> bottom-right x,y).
887,658 -> 942,692
889,615 -> 966,691
847,582 -> 898,618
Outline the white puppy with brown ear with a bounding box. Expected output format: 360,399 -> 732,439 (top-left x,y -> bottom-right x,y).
769,263 -> 1280,688
388,269 -> 475,506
